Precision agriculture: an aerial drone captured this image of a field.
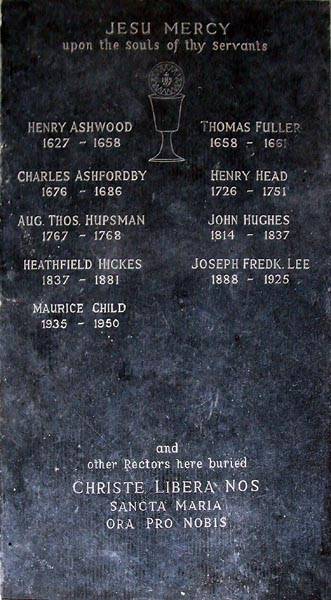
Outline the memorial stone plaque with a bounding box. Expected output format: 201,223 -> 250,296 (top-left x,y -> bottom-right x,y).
1,1 -> 330,599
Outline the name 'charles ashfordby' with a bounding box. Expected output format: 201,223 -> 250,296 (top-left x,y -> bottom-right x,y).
17,169 -> 147,183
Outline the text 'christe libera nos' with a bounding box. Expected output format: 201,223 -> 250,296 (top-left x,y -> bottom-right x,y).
72,477 -> 259,530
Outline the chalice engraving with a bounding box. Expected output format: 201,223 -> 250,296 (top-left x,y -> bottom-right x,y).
148,62 -> 185,163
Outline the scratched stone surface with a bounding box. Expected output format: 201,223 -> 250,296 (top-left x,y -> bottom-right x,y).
1,1 -> 330,599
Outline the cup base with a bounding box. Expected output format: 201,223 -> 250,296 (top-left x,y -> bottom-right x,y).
149,155 -> 185,163
149,131 -> 185,164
